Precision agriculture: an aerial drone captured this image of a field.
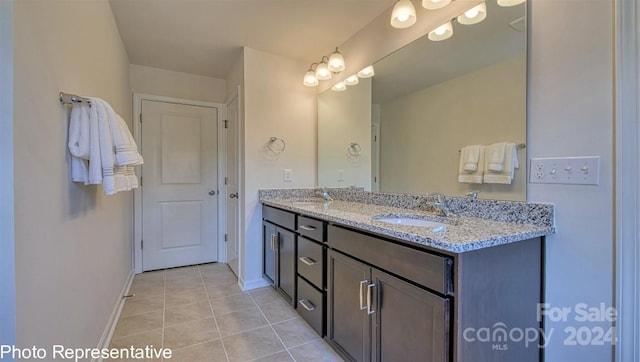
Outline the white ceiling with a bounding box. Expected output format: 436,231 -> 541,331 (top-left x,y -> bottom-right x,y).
109,0 -> 396,79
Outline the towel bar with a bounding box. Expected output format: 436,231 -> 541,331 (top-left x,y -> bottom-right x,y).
59,92 -> 91,105
458,143 -> 526,152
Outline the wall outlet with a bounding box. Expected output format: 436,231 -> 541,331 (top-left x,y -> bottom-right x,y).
529,157 -> 600,185
283,169 -> 292,182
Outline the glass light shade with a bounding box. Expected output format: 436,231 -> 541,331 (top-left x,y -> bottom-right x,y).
390,0 -> 417,29
344,75 -> 359,86
422,0 -> 451,10
303,69 -> 318,87
328,50 -> 346,73
331,82 -> 347,92
457,2 -> 486,25
357,65 -> 375,78
315,61 -> 332,80
497,0 -> 525,6
428,21 -> 453,41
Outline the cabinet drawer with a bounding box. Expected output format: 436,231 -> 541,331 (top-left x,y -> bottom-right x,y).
263,205 -> 295,230
297,237 -> 324,289
297,276 -> 324,336
297,216 -> 325,242
328,225 -> 453,295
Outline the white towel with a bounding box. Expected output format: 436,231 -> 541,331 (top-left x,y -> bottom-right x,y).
68,104 -> 90,183
101,100 -> 144,166
486,142 -> 507,172
458,146 -> 485,184
483,142 -> 519,184
460,145 -> 483,172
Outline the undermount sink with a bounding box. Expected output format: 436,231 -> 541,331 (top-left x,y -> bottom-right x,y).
373,214 -> 447,229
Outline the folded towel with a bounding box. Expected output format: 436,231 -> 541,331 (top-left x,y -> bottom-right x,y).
458,146 -> 485,184
486,142 -> 507,172
68,103 -> 91,183
101,100 -> 144,166
460,145 -> 483,172
87,98 -> 103,185
483,142 -> 519,184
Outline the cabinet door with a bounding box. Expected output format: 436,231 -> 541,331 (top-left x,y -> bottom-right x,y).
372,269 -> 450,362
327,250 -> 372,362
262,222 -> 277,287
277,227 -> 296,304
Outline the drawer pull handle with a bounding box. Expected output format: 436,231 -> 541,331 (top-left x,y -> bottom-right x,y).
299,256 -> 317,266
299,225 -> 317,231
367,283 -> 376,315
298,299 -> 316,311
359,280 -> 368,310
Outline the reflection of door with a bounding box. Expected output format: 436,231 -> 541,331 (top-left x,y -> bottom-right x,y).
371,124 -> 380,192
225,89 -> 240,276
141,100 -> 219,271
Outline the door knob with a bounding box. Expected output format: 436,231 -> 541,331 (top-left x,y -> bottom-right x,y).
208,190 -> 216,196
229,193 -> 238,199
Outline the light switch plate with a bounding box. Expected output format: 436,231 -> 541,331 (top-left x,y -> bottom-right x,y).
529,157 -> 600,185
283,169 -> 292,182
337,170 -> 345,182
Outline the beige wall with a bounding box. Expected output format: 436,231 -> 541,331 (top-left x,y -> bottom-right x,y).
242,47 -> 317,288
379,56 -> 526,201
13,0 -> 132,350
318,78 -> 372,190
130,64 -> 226,102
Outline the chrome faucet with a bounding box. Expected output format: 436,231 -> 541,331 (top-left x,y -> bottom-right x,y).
316,186 -> 334,201
423,192 -> 456,217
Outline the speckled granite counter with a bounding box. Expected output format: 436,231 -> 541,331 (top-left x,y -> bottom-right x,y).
259,189 -> 555,253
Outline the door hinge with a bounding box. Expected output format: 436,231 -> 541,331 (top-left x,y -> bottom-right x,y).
224,177 -> 228,185
140,177 -> 142,187
224,234 -> 228,242
141,240 -> 143,249
224,120 -> 228,128
139,113 -> 142,123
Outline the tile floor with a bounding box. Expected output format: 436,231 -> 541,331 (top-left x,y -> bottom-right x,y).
110,263 -> 343,362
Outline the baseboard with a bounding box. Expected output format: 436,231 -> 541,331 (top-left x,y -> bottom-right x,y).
94,270 -> 134,362
239,276 -> 270,291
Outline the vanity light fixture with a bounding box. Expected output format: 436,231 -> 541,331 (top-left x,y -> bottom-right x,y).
328,48 -> 346,73
344,74 -> 360,86
331,82 -> 347,92
390,0 -> 417,28
422,0 -> 451,10
357,65 -> 375,78
303,64 -> 319,87
457,2 -> 487,25
497,0 -> 525,7
316,57 -> 332,80
428,21 -> 453,41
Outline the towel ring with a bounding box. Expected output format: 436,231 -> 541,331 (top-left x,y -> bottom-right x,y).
348,142 -> 362,156
267,137 -> 286,154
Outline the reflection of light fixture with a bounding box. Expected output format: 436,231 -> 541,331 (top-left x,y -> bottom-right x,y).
428,21 -> 453,41
422,0 -> 451,10
303,65 -> 319,87
390,0 -> 417,28
497,0 -> 525,6
457,2 -> 486,25
328,48 -> 346,73
357,65 -> 375,78
315,57 -> 332,80
332,82 -> 347,92
344,74 -> 359,86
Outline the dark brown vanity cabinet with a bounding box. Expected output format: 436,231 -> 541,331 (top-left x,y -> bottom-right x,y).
296,215 -> 327,336
262,206 -> 296,305
327,231 -> 450,362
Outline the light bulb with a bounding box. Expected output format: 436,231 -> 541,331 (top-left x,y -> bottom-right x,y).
357,65 -> 375,78
422,0 -> 451,10
328,48 -> 346,73
390,0 -> 416,29
428,21 -> 453,41
457,2 -> 487,25
303,69 -> 318,87
332,82 -> 347,92
316,61 -> 332,80
497,0 -> 525,7
344,75 -> 359,86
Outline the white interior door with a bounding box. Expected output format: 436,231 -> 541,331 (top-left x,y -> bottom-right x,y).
141,100 -> 219,271
225,90 -> 240,276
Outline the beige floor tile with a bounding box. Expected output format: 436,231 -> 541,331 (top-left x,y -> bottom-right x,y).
249,287 -> 282,305
165,287 -> 208,307
121,295 -> 164,317
223,326 -> 285,362
166,279 -> 205,293
202,275 -> 238,288
129,279 -> 165,298
198,262 -> 230,272
164,301 -> 214,326
169,339 -> 227,362
288,340 -> 343,362
109,328 -> 163,349
206,283 -> 245,299
113,310 -> 164,339
258,299 -> 298,324
251,351 -> 294,362
134,270 -> 165,282
163,318 -> 220,350
216,306 -> 269,337
271,318 -> 320,349
209,293 -> 257,316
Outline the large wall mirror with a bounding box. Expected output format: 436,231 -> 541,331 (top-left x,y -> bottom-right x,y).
318,1 -> 526,201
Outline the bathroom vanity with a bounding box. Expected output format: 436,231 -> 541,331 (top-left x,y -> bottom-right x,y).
261,189 -> 554,362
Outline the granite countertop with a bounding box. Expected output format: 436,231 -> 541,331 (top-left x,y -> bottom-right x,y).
261,196 -> 554,253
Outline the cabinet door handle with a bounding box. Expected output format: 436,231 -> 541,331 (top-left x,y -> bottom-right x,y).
367,283 -> 376,315
299,256 -> 317,266
270,234 -> 276,250
359,280 -> 368,310
299,225 -> 316,231
298,299 -> 316,311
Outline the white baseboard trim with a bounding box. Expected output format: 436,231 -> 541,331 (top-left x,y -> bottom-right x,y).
94,270 -> 135,362
239,277 -> 270,291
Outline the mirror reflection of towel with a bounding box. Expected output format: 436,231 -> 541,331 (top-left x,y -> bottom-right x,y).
484,143 -> 519,184
458,145 -> 485,184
